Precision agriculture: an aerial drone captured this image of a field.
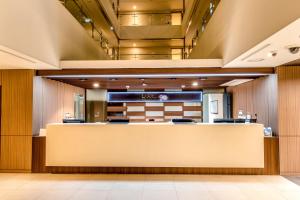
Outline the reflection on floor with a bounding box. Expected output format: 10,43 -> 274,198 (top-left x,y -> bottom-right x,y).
0,174 -> 300,200
285,176 -> 300,186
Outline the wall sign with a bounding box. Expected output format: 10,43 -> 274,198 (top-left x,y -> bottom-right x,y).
107,91 -> 203,102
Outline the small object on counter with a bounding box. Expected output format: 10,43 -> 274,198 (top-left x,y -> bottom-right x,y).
237,110 -> 244,119
172,118 -> 194,123
264,127 -> 273,137
63,119 -> 85,123
108,119 -> 129,123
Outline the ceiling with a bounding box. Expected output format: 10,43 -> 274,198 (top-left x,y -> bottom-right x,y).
224,17 -> 300,67
38,66 -> 273,89
119,0 -> 183,12
49,76 -> 259,90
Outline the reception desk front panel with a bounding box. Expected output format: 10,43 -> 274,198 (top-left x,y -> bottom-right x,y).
46,123 -> 264,168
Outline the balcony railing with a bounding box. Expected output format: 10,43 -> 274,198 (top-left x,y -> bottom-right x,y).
60,0 -> 118,59
119,53 -> 182,60
185,0 -> 220,58
119,12 -> 182,26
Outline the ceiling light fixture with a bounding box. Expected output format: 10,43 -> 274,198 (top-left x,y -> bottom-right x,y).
192,82 -> 199,87
133,5 -> 137,10
181,85 -> 186,89
93,82 -> 100,88
84,17 -> 92,23
267,51 -> 277,57
46,73 -> 269,79
133,43 -> 136,47
110,26 -> 114,30
142,83 -> 147,87
126,85 -> 130,89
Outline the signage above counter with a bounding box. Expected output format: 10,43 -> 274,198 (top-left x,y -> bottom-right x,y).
107,91 -> 203,102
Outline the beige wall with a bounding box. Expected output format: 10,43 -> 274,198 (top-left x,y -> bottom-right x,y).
33,77 -> 85,135
0,0 -> 109,69
277,66 -> 300,175
189,0 -> 300,63
227,75 -> 278,135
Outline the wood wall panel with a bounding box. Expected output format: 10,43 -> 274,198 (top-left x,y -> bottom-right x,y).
277,66 -> 300,175
0,136 -> 32,171
0,70 -> 34,172
1,70 -> 33,136
227,75 -> 278,135
33,77 -> 85,135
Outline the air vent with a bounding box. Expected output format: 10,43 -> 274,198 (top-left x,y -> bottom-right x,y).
241,44 -> 271,61
247,58 -> 265,62
220,79 -> 254,87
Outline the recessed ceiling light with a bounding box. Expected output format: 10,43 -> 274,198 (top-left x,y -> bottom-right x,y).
126,85 -> 130,89
140,78 -> 145,81
133,5 -> 137,9
84,17 -> 92,23
79,78 -> 88,82
142,83 -> 147,87
110,26 -> 114,30
181,85 -> 186,89
93,82 -> 100,88
110,78 -> 118,81
133,43 -> 136,47
200,77 -> 207,81
267,51 -> 277,57
192,82 -> 199,87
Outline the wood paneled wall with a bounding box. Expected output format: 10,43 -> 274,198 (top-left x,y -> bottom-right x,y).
0,70 -> 34,172
227,75 -> 278,135
277,66 -> 300,175
33,77 -> 85,135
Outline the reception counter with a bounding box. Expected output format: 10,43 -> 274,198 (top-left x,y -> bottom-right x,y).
45,123 -> 265,169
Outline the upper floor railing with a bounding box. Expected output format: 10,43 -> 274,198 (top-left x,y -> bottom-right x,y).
185,0 -> 220,58
119,12 -> 182,26
60,0 -> 118,59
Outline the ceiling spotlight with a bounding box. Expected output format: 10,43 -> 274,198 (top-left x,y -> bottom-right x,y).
93,82 -> 100,88
133,43 -> 136,47
79,78 -> 88,82
142,83 -> 147,87
200,77 -> 207,81
84,17 -> 92,23
181,85 -> 186,89
110,78 -> 118,81
126,85 -> 130,89
140,78 -> 145,81
192,82 -> 199,87
110,26 -> 114,30
267,51 -> 277,57
133,5 -> 137,10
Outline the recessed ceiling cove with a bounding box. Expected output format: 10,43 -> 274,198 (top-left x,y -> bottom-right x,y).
224,18 -> 300,68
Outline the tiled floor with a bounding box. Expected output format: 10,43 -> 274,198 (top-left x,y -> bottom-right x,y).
286,176 -> 300,186
0,174 -> 300,200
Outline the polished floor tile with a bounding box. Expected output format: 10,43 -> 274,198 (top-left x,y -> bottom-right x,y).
0,174 -> 299,200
